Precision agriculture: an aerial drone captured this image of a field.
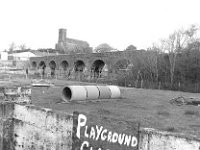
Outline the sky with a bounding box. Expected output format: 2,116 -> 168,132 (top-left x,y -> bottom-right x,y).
0,0 -> 199,51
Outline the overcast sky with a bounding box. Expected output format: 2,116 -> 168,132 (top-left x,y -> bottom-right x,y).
0,0 -> 199,51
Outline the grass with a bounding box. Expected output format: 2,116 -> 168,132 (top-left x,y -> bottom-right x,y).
184,110 -> 200,116
97,108 -> 112,115
2,74 -> 200,139
166,127 -> 176,132
157,111 -> 170,117
32,82 -> 200,138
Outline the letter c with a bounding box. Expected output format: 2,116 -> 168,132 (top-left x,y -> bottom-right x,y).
80,141 -> 89,150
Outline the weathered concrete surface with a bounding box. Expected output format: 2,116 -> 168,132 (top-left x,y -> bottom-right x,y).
1,102 -> 200,150
0,103 -> 73,150
13,104 -> 73,150
139,128 -> 200,150
0,103 -> 15,150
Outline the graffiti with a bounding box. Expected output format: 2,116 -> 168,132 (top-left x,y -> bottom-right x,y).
72,112 -> 139,150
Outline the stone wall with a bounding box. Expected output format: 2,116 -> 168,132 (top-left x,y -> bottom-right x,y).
0,103 -> 73,150
1,102 -> 200,150
139,128 -> 200,150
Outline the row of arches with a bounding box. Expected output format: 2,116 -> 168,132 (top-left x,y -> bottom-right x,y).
32,59 -> 107,78
31,59 -> 132,78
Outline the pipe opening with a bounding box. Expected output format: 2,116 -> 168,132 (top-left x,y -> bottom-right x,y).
62,87 -> 72,101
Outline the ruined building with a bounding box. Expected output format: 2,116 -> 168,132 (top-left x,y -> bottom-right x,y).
55,28 -> 92,53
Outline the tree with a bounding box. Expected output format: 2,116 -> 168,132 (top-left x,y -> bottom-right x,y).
94,43 -> 114,53
8,42 -> 16,53
146,45 -> 160,82
125,45 -> 137,51
160,25 -> 199,87
19,44 -> 27,50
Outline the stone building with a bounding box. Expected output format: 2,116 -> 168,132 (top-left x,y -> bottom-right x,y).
55,28 -> 92,53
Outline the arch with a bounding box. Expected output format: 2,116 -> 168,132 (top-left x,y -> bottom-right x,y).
60,60 -> 69,71
91,59 -> 106,78
74,60 -> 85,72
38,61 -> 46,77
39,61 -> 46,68
31,61 -> 37,69
49,60 -> 56,69
49,60 -> 56,77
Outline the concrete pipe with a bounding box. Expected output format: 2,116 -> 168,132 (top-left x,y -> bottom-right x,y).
107,85 -> 121,98
61,85 -> 87,102
97,86 -> 111,99
84,86 -> 100,100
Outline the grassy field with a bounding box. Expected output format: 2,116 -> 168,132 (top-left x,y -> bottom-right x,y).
1,73 -> 200,139
30,78 -> 200,139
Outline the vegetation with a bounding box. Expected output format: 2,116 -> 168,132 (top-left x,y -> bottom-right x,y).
114,24 -> 200,93
8,42 -> 16,52
94,43 -> 114,53
125,45 -> 137,51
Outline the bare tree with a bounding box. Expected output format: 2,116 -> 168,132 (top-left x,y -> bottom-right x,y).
19,44 -> 27,50
8,42 -> 16,52
146,47 -> 159,82
160,25 -> 199,87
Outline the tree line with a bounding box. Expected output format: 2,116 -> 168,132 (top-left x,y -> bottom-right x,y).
115,24 -> 200,93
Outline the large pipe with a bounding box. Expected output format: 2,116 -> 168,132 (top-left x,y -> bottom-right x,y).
96,86 -> 111,99
107,85 -> 121,98
84,86 -> 99,100
61,85 -> 121,102
61,85 -> 87,102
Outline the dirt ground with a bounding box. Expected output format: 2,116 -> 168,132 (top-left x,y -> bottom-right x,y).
1,74 -> 200,140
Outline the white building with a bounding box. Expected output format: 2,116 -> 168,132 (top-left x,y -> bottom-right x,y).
8,51 -> 37,61
0,51 -> 8,60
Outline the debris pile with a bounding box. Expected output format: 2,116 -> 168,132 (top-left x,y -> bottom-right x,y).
170,96 -> 200,106
0,86 -> 31,104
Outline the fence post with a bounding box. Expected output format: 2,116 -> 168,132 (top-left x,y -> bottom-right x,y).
159,82 -> 161,90
141,80 -> 143,89
178,82 -> 181,91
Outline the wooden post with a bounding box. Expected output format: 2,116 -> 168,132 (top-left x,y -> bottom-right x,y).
159,81 -> 161,90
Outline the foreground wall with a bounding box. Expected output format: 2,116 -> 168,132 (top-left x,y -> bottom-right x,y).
0,103 -> 73,150
139,128 -> 200,150
0,102 -> 200,150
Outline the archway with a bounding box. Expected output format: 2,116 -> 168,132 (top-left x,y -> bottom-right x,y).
31,61 -> 37,69
60,60 -> 69,71
49,60 -> 56,77
91,60 -> 105,78
74,60 -> 85,72
38,61 -> 46,77
39,61 -> 46,68
60,60 -> 69,77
